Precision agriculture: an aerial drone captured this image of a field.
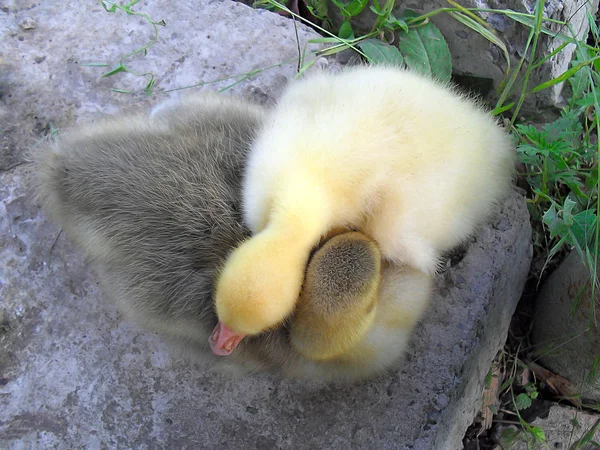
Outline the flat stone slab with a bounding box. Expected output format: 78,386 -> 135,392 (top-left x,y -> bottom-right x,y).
0,1 -> 533,448
505,402 -> 600,449
533,248 -> 600,402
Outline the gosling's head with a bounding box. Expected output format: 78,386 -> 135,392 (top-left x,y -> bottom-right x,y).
209,230 -> 308,356
290,231 -> 382,361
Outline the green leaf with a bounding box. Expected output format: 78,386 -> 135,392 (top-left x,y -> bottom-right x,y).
397,21 -> 452,82
386,14 -> 408,32
587,10 -> 600,42
100,0 -> 118,12
569,210 -> 597,248
515,393 -> 532,410
563,197 -> 577,218
345,0 -> 368,17
330,0 -> 350,17
529,425 -> 545,442
102,65 -> 128,78
569,48 -> 593,103
532,188 -> 553,203
543,204 -> 564,239
517,144 -> 542,166
369,0 -> 385,16
338,20 -> 354,39
305,0 -> 329,21
561,174 -> 587,201
358,39 -> 404,67
575,89 -> 600,108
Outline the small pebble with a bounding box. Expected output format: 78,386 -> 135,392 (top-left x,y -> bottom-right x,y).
18,17 -> 36,30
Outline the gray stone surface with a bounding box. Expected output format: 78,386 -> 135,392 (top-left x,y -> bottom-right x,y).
533,249 -> 600,402
0,0 -> 331,170
0,1 -> 532,448
500,402 -> 600,449
329,0 -> 599,115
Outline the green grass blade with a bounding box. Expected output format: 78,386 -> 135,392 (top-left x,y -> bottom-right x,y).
532,56 -> 600,93
102,65 -> 127,77
492,102 -> 515,116
569,419 -> 600,449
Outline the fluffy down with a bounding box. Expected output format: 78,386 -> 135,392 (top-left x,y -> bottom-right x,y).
31,92 -> 432,381
213,65 -> 515,347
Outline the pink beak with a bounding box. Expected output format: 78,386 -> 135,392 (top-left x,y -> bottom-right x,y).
209,321 -> 247,356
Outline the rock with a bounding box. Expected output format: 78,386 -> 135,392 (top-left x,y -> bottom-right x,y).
18,16 -> 36,30
0,0 -> 329,168
328,0 -> 599,116
0,0 -> 532,448
497,402 -> 600,449
532,250 -> 600,402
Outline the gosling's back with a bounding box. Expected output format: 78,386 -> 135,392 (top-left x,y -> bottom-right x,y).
243,66 -> 515,272
33,94 -> 263,349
